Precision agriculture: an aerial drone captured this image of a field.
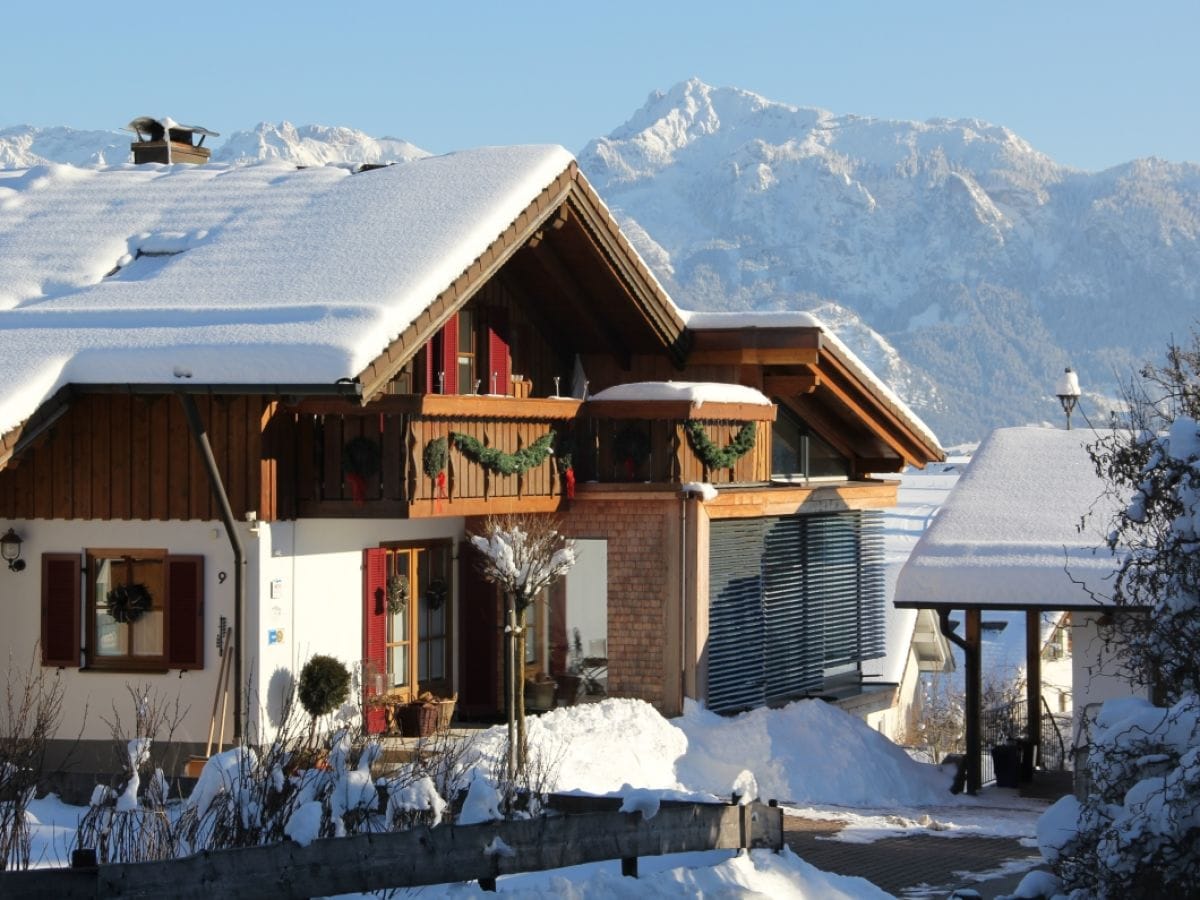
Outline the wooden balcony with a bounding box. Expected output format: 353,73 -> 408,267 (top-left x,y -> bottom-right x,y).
269,394 -> 776,520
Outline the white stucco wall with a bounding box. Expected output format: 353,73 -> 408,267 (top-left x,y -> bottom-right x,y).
3,516 -> 469,748
1071,613 -> 1151,747
1,518 -> 239,744
247,517 -> 465,742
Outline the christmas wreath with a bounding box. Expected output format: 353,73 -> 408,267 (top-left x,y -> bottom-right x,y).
387,574 -> 408,615
684,421 -> 756,471
450,431 -> 555,476
613,424 -> 651,478
424,577 -> 448,611
342,435 -> 381,505
106,583 -> 153,624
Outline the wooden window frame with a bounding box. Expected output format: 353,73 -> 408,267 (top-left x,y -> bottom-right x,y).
82,548 -> 203,673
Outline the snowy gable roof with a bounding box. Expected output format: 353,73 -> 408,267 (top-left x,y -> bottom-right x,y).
0,145 -> 574,438
894,426 -> 1124,610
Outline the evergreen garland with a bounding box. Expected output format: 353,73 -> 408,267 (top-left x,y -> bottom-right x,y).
684,421 -> 757,470
423,437 -> 448,479
450,431 -> 555,475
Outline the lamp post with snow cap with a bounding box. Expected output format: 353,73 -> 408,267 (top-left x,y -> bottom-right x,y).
1055,367 -> 1081,430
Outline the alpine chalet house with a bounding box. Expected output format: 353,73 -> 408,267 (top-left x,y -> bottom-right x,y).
0,120 -> 942,770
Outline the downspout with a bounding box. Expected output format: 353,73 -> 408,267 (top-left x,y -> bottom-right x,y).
680,491 -> 688,706
180,394 -> 247,742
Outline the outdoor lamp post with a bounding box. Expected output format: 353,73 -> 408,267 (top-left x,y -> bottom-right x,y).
1,528 -> 25,572
1055,367 -> 1081,430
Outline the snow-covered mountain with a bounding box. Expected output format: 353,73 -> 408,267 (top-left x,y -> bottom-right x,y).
580,79 -> 1200,442
213,122 -> 428,167
0,121 -> 429,170
0,125 -> 131,167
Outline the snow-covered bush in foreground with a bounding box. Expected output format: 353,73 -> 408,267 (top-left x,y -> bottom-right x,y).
1063,339 -> 1200,895
1040,694 -> 1200,897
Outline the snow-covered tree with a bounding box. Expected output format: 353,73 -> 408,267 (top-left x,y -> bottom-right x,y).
469,515 -> 575,778
1043,335 -> 1200,895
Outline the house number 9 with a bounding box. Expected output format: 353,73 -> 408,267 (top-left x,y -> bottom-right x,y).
218,572 -> 227,584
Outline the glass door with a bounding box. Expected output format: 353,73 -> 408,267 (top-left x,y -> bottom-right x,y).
384,542 -> 451,699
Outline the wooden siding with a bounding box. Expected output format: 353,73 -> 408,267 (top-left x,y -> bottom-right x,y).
0,394 -> 263,521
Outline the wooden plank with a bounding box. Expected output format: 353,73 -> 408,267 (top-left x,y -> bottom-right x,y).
227,396 -> 247,517
149,397 -> 170,520
70,408 -> 90,520
322,415 -> 343,502
51,412 -> 73,519
382,413 -> 403,501
109,394 -> 131,521
0,802 -> 779,900
130,397 -> 152,521
92,398 -> 112,519
188,398 -> 211,521
295,413 -> 316,504
167,397 -> 190,521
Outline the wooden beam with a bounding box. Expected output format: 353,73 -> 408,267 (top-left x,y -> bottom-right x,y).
1026,610 -> 1042,772
763,374 -> 821,396
687,348 -> 820,366
965,608 -> 982,795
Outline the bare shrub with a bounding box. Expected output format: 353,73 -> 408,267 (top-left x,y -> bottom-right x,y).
0,650 -> 67,871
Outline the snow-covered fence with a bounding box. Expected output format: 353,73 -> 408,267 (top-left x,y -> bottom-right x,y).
0,797 -> 782,898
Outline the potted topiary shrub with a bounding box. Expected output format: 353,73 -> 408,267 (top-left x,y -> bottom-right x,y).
298,654 -> 351,749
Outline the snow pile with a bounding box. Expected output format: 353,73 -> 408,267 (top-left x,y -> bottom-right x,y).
588,381 -> 772,407
674,699 -> 953,806
467,697 -> 952,807
469,699 -> 687,795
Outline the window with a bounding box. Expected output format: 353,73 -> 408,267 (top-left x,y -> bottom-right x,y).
41,550 -> 203,671
457,308 -> 477,393
771,404 -> 849,480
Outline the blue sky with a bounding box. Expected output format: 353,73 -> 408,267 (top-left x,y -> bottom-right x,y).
6,1 -> 1196,171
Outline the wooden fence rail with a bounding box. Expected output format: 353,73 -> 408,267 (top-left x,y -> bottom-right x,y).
1,799 -> 782,899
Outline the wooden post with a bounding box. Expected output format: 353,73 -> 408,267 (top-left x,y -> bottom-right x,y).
621,857 -> 638,878
964,608 -> 982,794
1026,609 -> 1042,773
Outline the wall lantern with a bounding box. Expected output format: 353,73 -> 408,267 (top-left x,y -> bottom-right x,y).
1055,367 -> 1081,431
1,528 -> 25,572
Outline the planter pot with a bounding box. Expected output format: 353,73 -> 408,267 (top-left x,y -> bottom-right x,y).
524,680 -> 556,711
397,702 -> 440,738
554,674 -> 582,707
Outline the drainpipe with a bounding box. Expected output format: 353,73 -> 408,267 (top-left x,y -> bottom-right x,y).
680,491 -> 688,707
180,394 -> 247,742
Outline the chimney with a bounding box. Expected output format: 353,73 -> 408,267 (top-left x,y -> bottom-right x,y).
126,116 -> 219,165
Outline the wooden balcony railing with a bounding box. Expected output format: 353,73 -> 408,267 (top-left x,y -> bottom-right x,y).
267,394 -> 775,519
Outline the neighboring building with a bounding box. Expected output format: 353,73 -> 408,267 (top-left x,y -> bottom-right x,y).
894,426 -> 1148,792
0,124 -> 943,771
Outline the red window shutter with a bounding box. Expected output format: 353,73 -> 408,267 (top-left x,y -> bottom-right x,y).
441,313 -> 459,395
363,547 -> 389,734
486,310 -> 510,395
41,554 -> 80,668
166,555 -> 204,669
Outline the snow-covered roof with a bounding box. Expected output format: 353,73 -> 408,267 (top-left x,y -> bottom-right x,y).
894,426 -> 1123,610
682,309 -> 941,456
588,381 -> 772,407
0,146 -> 573,437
